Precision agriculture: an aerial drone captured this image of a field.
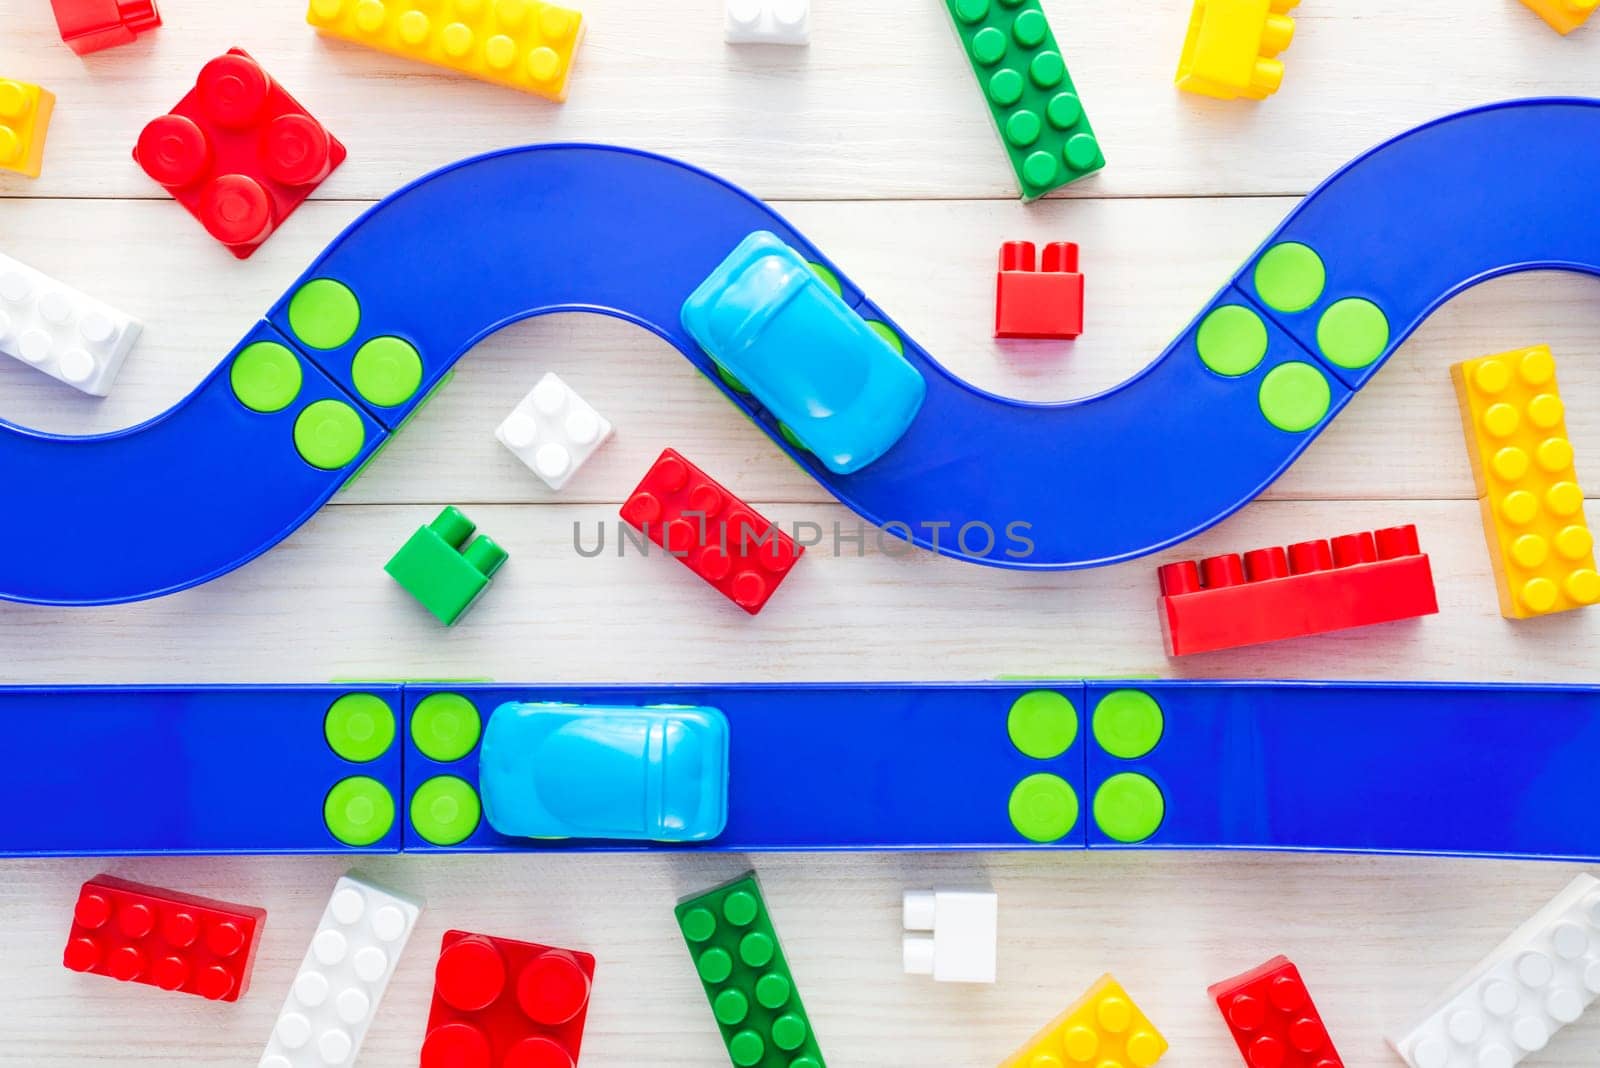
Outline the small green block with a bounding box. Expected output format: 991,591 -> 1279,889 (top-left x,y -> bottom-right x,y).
943,0 -> 1105,200
383,506 -> 508,626
675,873 -> 826,1068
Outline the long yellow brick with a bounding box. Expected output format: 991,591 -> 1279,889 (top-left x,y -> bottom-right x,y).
307,0 -> 584,103
1451,344 -> 1600,618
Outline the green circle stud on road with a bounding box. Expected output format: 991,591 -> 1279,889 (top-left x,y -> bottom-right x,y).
1094,772 -> 1165,843
1007,689 -> 1078,760
230,341 -> 302,413
324,776 -> 395,846
1008,772 -> 1079,843
324,692 -> 396,763
1253,242 -> 1326,313
867,320 -> 904,354
352,336 -> 422,407
1317,297 -> 1389,369
1197,305 -> 1268,377
1092,690 -> 1163,759
294,399 -> 366,469
288,278 -> 361,350
411,692 -> 482,762
806,261 -> 842,297
1258,361 -> 1332,432
409,775 -> 481,846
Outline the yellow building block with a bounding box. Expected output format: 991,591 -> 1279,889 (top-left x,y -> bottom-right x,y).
1451,345 -> 1600,619
307,0 -> 584,103
999,974 -> 1168,1068
1175,0 -> 1298,101
1519,0 -> 1596,34
0,78 -> 55,179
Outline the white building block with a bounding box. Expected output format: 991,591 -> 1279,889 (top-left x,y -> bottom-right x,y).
902,888 -> 997,984
725,0 -> 810,44
495,372 -> 613,491
260,874 -> 422,1068
1391,874 -> 1600,1068
0,251 -> 141,396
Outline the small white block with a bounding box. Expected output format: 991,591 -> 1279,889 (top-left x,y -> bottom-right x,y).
1390,874 -> 1600,1068
0,251 -> 141,396
495,372 -> 613,491
725,0 -> 810,44
901,888 -> 997,984
259,874 -> 422,1068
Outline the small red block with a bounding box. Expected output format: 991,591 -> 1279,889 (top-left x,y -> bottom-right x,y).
620,447 -> 803,615
1209,956 -> 1344,1068
133,49 -> 345,259
422,930 -> 596,1068
50,0 -> 160,55
995,240 -> 1084,340
62,875 -> 265,1002
1157,524 -> 1439,656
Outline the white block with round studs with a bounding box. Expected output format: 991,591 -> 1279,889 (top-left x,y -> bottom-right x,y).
259,874 -> 422,1068
495,372 -> 614,491
902,888 -> 997,984
1391,874 -> 1600,1068
0,251 -> 141,396
725,0 -> 810,44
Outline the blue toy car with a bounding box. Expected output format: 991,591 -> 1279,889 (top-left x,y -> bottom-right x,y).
479,701 -> 729,842
681,230 -> 926,474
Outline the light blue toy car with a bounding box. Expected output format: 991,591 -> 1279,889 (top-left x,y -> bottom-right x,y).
479,701 -> 730,842
680,230 -> 927,475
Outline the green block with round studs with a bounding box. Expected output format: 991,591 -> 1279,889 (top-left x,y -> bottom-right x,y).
383,505 -> 509,626
675,872 -> 827,1068
943,0 -> 1106,200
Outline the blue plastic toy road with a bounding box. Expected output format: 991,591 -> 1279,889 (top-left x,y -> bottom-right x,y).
3,99 -> 1597,603
0,680 -> 1595,859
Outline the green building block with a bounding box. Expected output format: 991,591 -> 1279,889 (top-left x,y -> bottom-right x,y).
943,0 -> 1106,200
675,872 -> 826,1068
383,506 -> 508,625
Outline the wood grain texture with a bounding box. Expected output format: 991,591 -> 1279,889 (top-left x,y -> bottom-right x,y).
2,0 -> 1600,1065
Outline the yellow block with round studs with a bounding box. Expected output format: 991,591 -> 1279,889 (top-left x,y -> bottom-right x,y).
0,78 -> 55,179
306,0 -> 584,103
1451,345 -> 1600,619
998,973 -> 1168,1068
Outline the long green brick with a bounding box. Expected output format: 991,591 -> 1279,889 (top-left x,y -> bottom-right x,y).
675,872 -> 826,1068
943,0 -> 1106,200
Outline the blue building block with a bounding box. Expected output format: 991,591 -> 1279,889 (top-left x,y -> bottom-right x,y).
1083,681 -> 1600,860
0,686 -> 404,856
2,680 -> 1598,859
401,683 -> 1087,853
0,99 -> 1595,605
680,230 -> 927,474
478,701 -> 730,842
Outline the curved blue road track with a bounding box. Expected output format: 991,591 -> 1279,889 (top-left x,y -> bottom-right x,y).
4,98 -> 1597,605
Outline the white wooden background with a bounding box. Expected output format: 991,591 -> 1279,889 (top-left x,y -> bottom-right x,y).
1,1 -> 1599,1065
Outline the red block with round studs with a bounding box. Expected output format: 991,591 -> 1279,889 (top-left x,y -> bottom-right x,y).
1209,956 -> 1344,1068
1156,524 -> 1438,655
61,875 -> 266,1002
994,239 -> 1084,340
421,929 -> 596,1068
133,48 -> 345,259
49,0 -> 161,55
620,447 -> 803,615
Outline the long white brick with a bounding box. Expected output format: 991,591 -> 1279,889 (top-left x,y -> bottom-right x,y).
259,874 -> 422,1068
0,251 -> 140,396
1391,874 -> 1600,1068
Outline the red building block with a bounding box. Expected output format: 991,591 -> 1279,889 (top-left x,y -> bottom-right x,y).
1157,524 -> 1438,656
50,0 -> 160,55
995,240 -> 1084,340
620,447 -> 803,615
1209,956 -> 1344,1068
62,875 -> 265,1002
421,929 -> 595,1068
133,49 -> 345,259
